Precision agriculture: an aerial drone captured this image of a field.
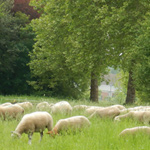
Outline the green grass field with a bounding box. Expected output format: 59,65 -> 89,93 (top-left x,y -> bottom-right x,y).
0,95 -> 150,150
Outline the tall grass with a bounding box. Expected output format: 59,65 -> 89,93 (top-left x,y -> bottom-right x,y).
0,95 -> 150,150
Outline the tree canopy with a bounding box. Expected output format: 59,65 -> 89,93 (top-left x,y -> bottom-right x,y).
29,0 -> 150,101
29,0 -> 124,100
0,0 -> 35,95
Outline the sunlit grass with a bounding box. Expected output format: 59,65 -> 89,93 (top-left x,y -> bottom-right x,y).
0,95 -> 150,149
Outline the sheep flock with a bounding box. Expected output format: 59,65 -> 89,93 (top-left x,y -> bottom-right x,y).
1,100 -> 150,144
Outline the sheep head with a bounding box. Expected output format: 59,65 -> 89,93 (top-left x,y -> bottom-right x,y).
47,128 -> 58,137
11,131 -> 21,138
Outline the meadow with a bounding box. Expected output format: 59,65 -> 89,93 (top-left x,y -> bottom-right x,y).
0,95 -> 150,150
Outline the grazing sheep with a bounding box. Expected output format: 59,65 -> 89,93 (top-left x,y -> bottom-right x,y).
119,126 -> 150,136
47,116 -> 91,136
110,104 -> 126,110
89,106 -> 120,119
17,102 -> 33,110
85,106 -> 104,115
114,111 -> 150,124
51,101 -> 72,114
73,105 -> 89,111
0,104 -> 24,119
11,111 -> 53,145
0,102 -> 12,106
120,106 -> 150,114
36,102 -> 51,111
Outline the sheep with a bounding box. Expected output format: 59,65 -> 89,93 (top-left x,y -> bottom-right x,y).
36,102 -> 51,111
11,111 -> 53,145
85,106 -> 104,115
114,111 -> 150,124
73,105 -> 89,111
119,107 -> 143,114
51,101 -> 72,114
0,102 -> 12,106
119,126 -> 150,136
120,106 -> 150,114
17,102 -> 33,110
89,106 -> 120,119
110,104 -> 126,110
0,104 -> 24,119
47,116 -> 91,136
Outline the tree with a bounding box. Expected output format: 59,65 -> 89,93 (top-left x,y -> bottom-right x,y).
132,13 -> 150,102
105,1 -> 150,104
12,0 -> 40,19
29,0 -> 124,100
29,0 -> 90,98
0,0 -> 35,95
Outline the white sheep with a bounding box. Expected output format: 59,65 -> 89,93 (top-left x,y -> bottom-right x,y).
11,111 -> 53,145
0,102 -> 12,106
119,107 -> 142,114
17,102 -> 33,110
73,105 -> 89,111
85,106 -> 104,115
110,104 -> 126,110
114,111 -> 150,124
119,126 -> 150,136
36,102 -> 51,111
51,101 -> 72,114
89,106 -> 120,119
0,104 -> 24,119
47,116 -> 91,136
120,106 -> 150,114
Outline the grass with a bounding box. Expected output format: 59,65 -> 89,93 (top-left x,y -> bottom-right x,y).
0,95 -> 150,150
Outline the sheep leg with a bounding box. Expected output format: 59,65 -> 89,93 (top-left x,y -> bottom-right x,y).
28,133 -> 33,145
88,111 -> 97,119
39,132 -> 43,142
116,112 -> 131,120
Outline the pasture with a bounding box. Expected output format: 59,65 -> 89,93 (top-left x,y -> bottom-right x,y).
0,95 -> 150,150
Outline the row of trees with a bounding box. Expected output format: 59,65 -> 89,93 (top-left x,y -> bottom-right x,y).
29,0 -> 150,103
1,0 -> 150,103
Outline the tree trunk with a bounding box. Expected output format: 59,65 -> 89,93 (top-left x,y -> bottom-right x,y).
125,70 -> 135,104
90,72 -> 98,102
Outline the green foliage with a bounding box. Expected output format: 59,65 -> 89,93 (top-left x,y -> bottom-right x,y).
0,1 -> 35,95
132,13 -> 150,102
29,0 -> 92,98
103,1 -> 150,103
29,0 -> 124,99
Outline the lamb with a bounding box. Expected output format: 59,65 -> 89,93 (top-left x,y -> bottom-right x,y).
89,106 -> 120,119
119,126 -> 150,136
17,102 -> 33,110
47,116 -> 91,136
36,102 -> 51,111
11,111 -> 53,145
114,111 -> 150,124
0,104 -> 24,119
51,101 -> 72,114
